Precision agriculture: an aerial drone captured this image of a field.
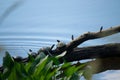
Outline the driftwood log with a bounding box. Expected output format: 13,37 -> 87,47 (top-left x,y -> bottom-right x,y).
0,25 -> 120,73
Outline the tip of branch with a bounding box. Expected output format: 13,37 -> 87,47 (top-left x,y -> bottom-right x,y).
29,49 -> 32,52
50,44 -> 55,50
71,35 -> 74,40
57,40 -> 60,43
100,26 -> 103,32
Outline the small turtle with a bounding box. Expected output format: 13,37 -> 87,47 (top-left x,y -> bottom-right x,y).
56,41 -> 66,49
29,49 -> 32,52
29,49 -> 37,57
38,47 -> 51,53
38,47 -> 52,56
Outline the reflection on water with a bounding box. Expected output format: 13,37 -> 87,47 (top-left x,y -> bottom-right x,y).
0,31 -> 73,64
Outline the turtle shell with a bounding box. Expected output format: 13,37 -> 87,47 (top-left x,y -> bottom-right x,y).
56,42 -> 66,48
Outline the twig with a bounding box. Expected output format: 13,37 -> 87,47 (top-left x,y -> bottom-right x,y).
99,26 -> 103,32
71,35 -> 74,40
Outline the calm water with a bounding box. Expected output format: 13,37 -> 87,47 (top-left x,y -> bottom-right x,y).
0,0 -> 120,80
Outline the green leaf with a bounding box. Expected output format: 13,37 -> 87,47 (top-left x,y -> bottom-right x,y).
33,56 -> 48,77
50,57 -> 60,65
15,62 -> 28,79
28,54 -> 35,62
46,67 -> 60,80
3,52 -> 14,68
64,66 -> 76,77
25,54 -> 35,73
61,62 -> 71,69
7,67 -> 17,80
44,61 -> 53,75
70,72 -> 80,80
0,72 -> 3,80
2,52 -> 14,79
25,62 -> 32,73
28,53 -> 44,75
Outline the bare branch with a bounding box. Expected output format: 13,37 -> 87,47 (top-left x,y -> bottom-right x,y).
53,25 -> 120,54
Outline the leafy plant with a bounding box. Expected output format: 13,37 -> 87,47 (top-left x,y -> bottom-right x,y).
0,51 -> 92,80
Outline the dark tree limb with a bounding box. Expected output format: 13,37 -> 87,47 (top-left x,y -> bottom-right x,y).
60,43 -> 120,62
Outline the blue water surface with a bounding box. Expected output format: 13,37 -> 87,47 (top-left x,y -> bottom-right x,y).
0,0 -> 120,80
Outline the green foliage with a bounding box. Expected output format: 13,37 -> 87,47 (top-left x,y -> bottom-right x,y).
0,51 -> 92,80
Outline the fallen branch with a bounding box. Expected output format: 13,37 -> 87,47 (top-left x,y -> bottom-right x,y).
60,43 -> 120,62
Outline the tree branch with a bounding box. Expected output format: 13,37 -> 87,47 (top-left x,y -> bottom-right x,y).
52,25 -> 120,54
60,43 -> 120,62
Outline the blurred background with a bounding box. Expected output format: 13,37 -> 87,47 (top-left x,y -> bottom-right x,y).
0,0 -> 120,80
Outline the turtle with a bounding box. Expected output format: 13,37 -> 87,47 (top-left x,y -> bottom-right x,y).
38,47 -> 52,56
56,41 -> 66,49
29,49 -> 37,57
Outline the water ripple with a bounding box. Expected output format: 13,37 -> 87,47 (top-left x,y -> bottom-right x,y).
0,32 -> 71,53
